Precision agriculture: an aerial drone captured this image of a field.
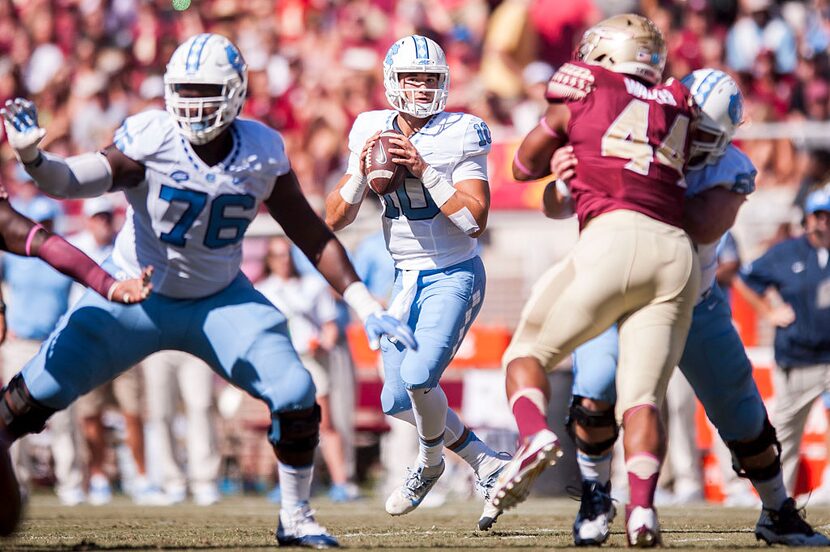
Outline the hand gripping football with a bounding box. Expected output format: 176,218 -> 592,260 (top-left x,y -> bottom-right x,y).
366,130 -> 407,196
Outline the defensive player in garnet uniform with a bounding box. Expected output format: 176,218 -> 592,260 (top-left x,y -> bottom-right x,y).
489,15 -> 700,546
326,35 -> 510,529
553,70 -> 830,547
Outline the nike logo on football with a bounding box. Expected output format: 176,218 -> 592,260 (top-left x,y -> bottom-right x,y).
377,143 -> 388,165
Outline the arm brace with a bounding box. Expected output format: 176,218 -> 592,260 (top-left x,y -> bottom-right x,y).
24,151 -> 114,199
37,234 -> 117,299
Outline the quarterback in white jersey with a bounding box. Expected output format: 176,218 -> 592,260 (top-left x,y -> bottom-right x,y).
326,35 -> 510,528
0,33 -> 416,547
556,69 -> 829,546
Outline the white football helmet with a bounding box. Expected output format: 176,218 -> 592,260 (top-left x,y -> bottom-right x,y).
164,33 -> 248,145
681,68 -> 744,169
383,35 -> 449,118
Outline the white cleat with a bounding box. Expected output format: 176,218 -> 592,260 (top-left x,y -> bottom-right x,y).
476,451 -> 512,531
87,474 -> 112,506
625,505 -> 661,548
489,429 -> 562,513
385,460 -> 445,516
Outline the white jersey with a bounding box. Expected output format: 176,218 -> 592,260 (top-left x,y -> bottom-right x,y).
685,144 -> 756,299
111,110 -> 290,298
347,109 -> 491,270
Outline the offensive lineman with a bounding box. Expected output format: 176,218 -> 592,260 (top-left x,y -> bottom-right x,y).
490,15 -> 700,546
326,35 -> 510,528
554,70 -> 829,547
0,33 -> 416,547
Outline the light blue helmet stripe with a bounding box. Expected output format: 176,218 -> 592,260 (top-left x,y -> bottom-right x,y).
693,70 -> 727,108
185,33 -> 211,74
413,35 -> 429,60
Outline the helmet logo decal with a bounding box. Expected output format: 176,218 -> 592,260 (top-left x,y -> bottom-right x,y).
225,44 -> 244,74
384,42 -> 401,67
728,92 -> 743,125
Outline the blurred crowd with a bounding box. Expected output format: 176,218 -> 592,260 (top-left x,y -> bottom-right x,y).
3,0 -> 830,201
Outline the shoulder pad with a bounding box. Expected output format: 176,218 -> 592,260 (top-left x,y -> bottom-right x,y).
113,109 -> 173,163
462,115 -> 492,158
348,110 -> 394,154
236,119 -> 291,177
545,63 -> 596,103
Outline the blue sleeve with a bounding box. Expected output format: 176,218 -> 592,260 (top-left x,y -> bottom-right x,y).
740,248 -> 780,295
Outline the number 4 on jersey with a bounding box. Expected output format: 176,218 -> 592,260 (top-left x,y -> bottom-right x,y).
601,99 -> 689,176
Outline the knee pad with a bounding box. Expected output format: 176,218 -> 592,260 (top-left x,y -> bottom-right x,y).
269,404 -> 321,454
565,396 -> 618,455
380,381 -> 411,416
726,416 -> 782,481
0,374 -> 56,440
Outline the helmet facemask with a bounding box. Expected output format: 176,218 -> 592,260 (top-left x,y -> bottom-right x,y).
687,114 -> 730,170
165,78 -> 245,145
385,68 -> 449,118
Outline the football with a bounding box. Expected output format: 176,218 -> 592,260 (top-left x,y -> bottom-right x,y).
365,130 -> 407,196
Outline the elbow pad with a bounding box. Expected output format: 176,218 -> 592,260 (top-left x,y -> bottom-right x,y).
25,152 -> 113,199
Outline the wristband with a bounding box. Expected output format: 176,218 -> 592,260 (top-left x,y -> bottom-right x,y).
513,151 -> 544,179
421,165 -> 456,208
342,281 -> 382,322
339,173 -> 368,205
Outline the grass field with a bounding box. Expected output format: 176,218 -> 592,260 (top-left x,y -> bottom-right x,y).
5,495 -> 830,550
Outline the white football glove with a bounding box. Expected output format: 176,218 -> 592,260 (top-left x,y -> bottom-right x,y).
1,98 -> 46,164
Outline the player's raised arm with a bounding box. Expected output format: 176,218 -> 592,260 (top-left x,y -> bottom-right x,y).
325,131 -> 380,231
2,99 -> 146,198
266,169 -> 416,351
513,103 -> 570,181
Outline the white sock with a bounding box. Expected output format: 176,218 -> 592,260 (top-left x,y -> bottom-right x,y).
391,405 -> 496,472
407,387 -> 448,467
577,451 -> 613,485
278,461 -> 313,513
752,472 -> 789,511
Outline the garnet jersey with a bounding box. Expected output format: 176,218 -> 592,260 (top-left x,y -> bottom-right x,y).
546,61 -> 697,229
111,109 -> 290,298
